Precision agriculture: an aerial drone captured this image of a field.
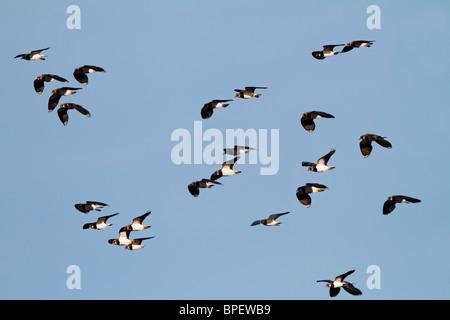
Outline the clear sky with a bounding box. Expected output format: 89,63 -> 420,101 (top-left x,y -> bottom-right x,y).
1,1 -> 449,300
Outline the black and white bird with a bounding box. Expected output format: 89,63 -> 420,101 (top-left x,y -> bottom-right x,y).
302,149 -> 336,172
33,74 -> 69,94
73,65 -> 106,85
312,44 -> 344,60
15,47 -> 50,61
122,211 -> 152,231
317,270 -> 363,298
383,195 -> 421,215
82,213 -> 119,230
188,179 -> 223,197
341,40 -> 375,53
296,183 -> 328,208
125,237 -> 155,251
48,87 -> 82,112
201,100 -> 233,119
301,111 -> 335,132
57,103 -> 91,126
210,156 -> 241,181
74,201 -> 109,214
251,212 -> 290,227
108,227 -> 133,246
223,146 -> 256,156
359,134 -> 392,158
234,87 -> 267,99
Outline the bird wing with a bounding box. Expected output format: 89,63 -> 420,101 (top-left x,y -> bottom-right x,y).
31,47 -> 50,54
132,237 -> 155,244
98,213 -> 119,223
57,106 -> 69,126
48,93 -> 62,112
318,149 -> 335,165
383,198 -> 396,215
329,287 -> 341,298
222,156 -> 240,169
71,104 -> 91,117
335,269 -> 355,282
302,161 -> 315,167
311,111 -> 335,119
34,79 -> 45,94
133,211 -> 151,224
73,68 -> 88,85
86,201 -> 109,206
343,283 -> 362,296
188,183 -> 200,197
201,104 -> 214,119
372,136 -> 392,149
250,220 -> 263,226
296,192 -> 311,207
323,44 -> 344,53
48,75 -> 69,82
267,211 -> 289,221
359,139 -> 373,158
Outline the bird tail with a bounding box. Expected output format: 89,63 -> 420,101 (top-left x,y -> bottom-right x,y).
222,104 -> 229,108
254,94 -> 261,98
329,167 -> 335,170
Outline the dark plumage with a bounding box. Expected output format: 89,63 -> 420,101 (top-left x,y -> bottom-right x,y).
302,149 -> 336,172
57,103 -> 91,126
383,195 -> 421,215
296,183 -> 328,208
74,201 -> 109,214
251,212 -> 290,226
73,65 -> 106,85
33,74 -> 68,94
359,134 -> 392,158
312,45 -> 344,60
301,111 -> 335,132
341,40 -> 375,53
317,270 -> 362,298
234,87 -> 267,99
201,100 -> 233,119
82,213 -> 119,230
48,87 -> 82,112
188,179 -> 223,197
14,47 -> 49,61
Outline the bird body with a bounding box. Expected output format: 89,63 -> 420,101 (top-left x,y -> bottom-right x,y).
341,40 -> 375,53
211,156 -> 241,180
123,211 -> 152,231
234,87 -> 267,99
223,146 -> 255,156
302,149 -> 336,172
125,237 -> 155,250
312,45 -> 344,60
83,213 -> 119,230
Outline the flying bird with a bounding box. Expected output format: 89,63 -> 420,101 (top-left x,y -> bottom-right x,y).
188,179 -> 223,197
317,269 -> 362,298
234,87 -> 267,99
210,156 -> 241,180
201,100 -> 233,119
74,201 -> 109,214
223,146 -> 256,156
312,44 -> 344,60
296,183 -> 328,208
125,237 -> 155,251
14,47 -> 50,61
383,195 -> 421,215
301,111 -> 335,132
341,40 -> 375,53
251,212 -> 290,226
73,65 -> 106,85
48,87 -> 82,112
82,213 -> 119,230
108,227 -> 133,246
122,211 -> 152,231
33,74 -> 69,94
302,149 -> 336,172
359,134 -> 392,158
57,103 -> 91,126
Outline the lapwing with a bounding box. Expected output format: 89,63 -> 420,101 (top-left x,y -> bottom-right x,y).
251,211 -> 290,227
122,211 -> 152,231
312,44 -> 344,60
74,201 -> 109,214
125,237 -> 155,251
82,213 -> 119,230
188,179 -> 223,197
223,146 -> 256,156
301,111 -> 335,132
383,195 -> 421,215
15,47 -> 50,61
108,227 -> 133,246
57,103 -> 91,126
341,40 -> 375,53
73,65 -> 106,85
33,74 -> 69,94
201,99 -> 233,119
210,156 -> 241,181
302,149 -> 336,172
317,269 -> 362,298
296,183 -> 328,208
48,87 -> 82,112
359,134 -> 392,158
234,87 -> 267,99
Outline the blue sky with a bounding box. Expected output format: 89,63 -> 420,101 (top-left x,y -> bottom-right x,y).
1,1 -> 449,300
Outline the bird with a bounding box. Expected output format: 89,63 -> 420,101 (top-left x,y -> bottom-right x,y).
312,44 -> 344,60
251,212 -> 290,226
73,65 -> 106,85
82,213 -> 119,230
359,134 -> 392,158
341,40 -> 375,53
125,237 -> 155,251
57,103 -> 91,126
296,183 -> 328,208
74,201 -> 109,214
302,149 -> 336,172
210,156 -> 241,180
188,179 -> 223,197
48,87 -> 82,112
223,146 -> 256,156
234,87 -> 267,99
317,269 -> 363,298
301,111 -> 335,132
33,74 -> 69,94
14,47 -> 50,61
108,227 -> 133,246
383,195 -> 421,215
201,100 -> 233,119
122,211 -> 152,231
